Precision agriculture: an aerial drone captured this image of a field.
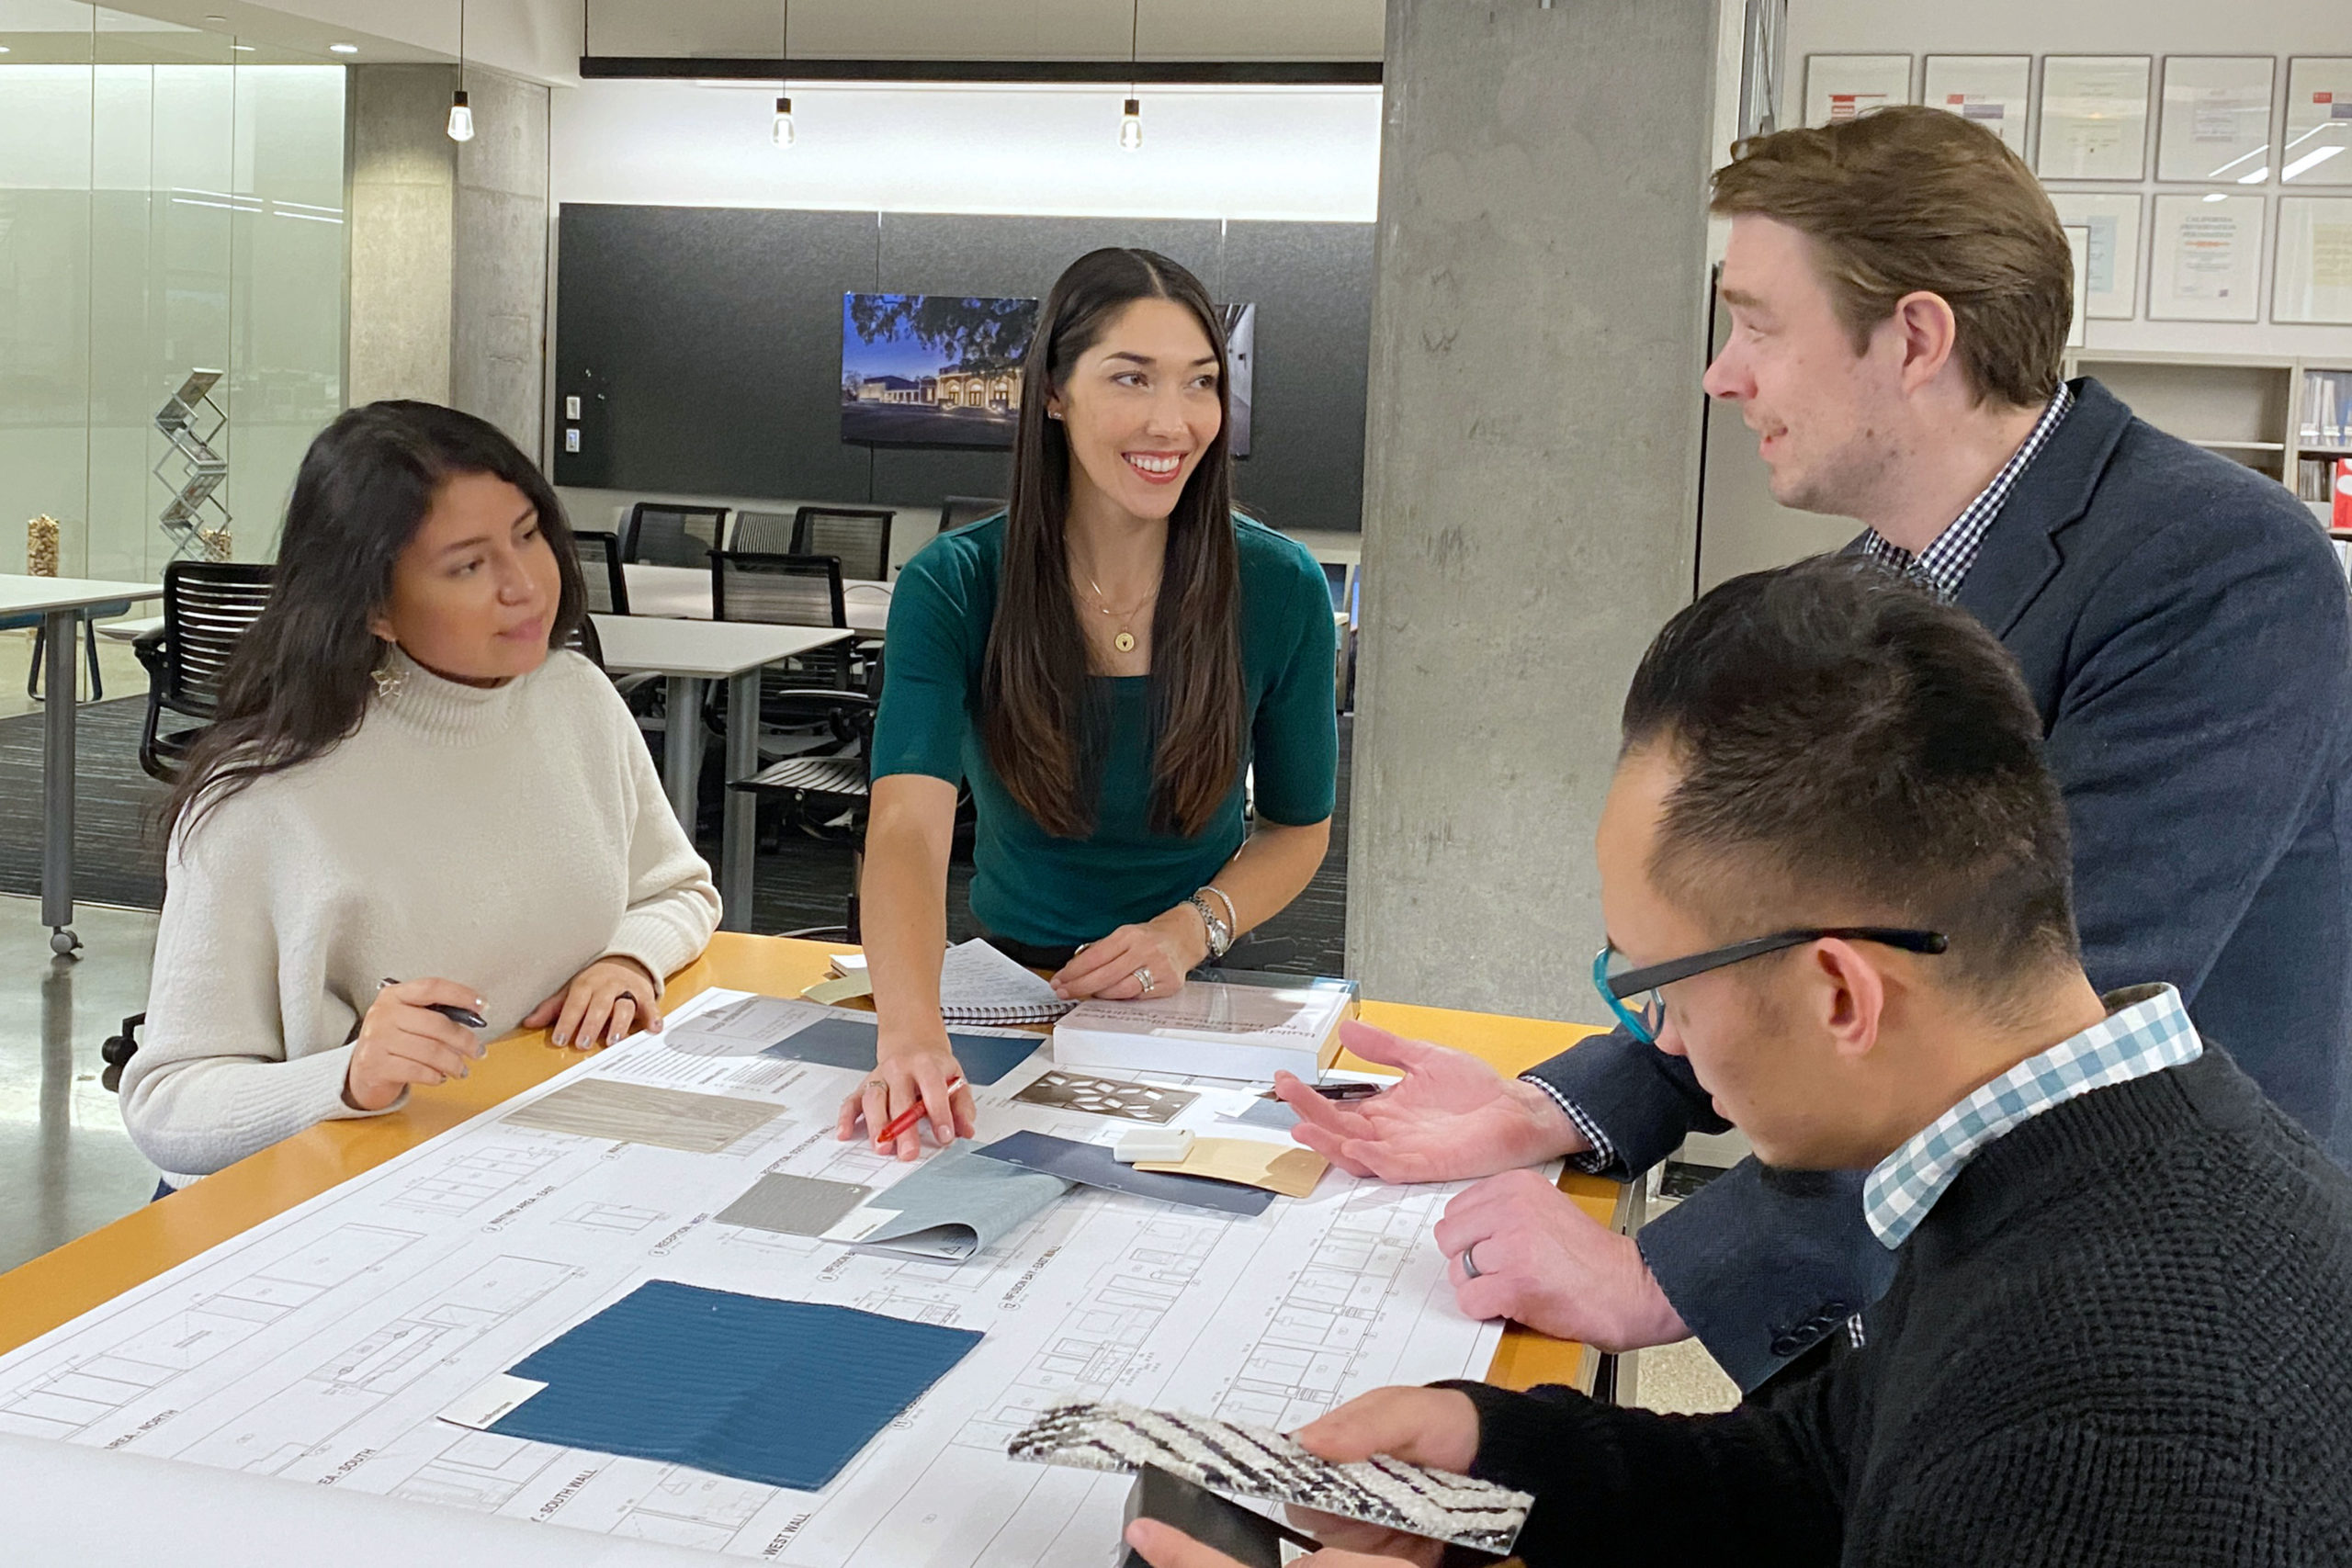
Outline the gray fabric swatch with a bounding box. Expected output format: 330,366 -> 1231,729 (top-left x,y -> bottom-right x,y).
971,1132 -> 1275,1217
847,1145 -> 1073,1260
716,1173 -> 873,1237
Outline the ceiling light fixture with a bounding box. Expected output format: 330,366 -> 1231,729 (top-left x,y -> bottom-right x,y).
1120,0 -> 1141,150
772,0 -> 794,148
329,42 -> 357,54
2284,144 -> 2346,182
447,0 -> 472,141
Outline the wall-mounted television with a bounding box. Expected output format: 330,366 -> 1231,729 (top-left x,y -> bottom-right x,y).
842,293 -> 1039,448
839,291 -> 1257,456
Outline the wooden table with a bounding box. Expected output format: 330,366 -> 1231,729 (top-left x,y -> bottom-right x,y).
0,935 -> 1616,1396
623,561 -> 893,633
0,573 -> 165,955
590,615 -> 856,931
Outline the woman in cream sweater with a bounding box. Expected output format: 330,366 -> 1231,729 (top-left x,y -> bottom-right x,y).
121,401 -> 720,1189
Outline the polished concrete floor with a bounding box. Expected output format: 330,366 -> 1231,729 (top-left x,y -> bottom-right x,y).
0,894 -> 160,1273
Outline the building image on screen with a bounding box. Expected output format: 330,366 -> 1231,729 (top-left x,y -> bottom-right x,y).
841,293 -> 1040,447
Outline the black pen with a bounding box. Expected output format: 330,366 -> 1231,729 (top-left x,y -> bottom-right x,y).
380,978 -> 487,1031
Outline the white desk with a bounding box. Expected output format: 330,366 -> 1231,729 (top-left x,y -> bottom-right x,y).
0,575 -> 165,954
621,562 -> 892,633
590,615 -> 855,931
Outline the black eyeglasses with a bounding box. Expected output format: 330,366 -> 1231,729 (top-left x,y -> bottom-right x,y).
1592,927 -> 1949,1044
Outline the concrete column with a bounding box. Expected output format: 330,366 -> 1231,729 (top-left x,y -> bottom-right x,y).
454,70 -> 552,461
1346,0 -> 1720,1023
345,64 -> 549,458
345,65 -> 458,407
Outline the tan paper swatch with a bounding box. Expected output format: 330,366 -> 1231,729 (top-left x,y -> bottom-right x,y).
1135,1138 -> 1329,1199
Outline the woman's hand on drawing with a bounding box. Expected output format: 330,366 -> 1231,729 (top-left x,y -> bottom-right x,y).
1050,908 -> 1210,1002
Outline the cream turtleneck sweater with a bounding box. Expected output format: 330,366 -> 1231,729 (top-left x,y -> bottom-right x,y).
120,646 -> 721,1185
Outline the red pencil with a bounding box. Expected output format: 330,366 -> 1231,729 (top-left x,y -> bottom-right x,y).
876,1076 -> 965,1145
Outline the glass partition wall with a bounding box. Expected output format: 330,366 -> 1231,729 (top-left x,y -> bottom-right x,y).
0,5 -> 345,580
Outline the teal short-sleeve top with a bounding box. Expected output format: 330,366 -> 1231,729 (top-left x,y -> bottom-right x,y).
870,513 -> 1340,949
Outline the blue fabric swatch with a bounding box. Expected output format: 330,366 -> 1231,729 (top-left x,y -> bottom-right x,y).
764,1014 -> 1043,1086
972,1131 -> 1276,1217
490,1280 -> 982,1492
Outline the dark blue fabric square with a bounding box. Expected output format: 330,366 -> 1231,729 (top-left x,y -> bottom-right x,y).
489,1280 -> 982,1491
763,1014 -> 1042,1085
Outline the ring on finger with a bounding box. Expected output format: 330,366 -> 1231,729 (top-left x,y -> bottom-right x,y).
1462,1243 -> 1483,1280
1134,965 -> 1156,996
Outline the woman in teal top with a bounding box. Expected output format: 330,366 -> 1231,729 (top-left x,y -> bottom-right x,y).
839,247 -> 1339,1159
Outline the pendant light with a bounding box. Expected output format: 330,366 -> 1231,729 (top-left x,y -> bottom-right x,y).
772,0 -> 796,149
1119,0 -> 1141,151
446,0 -> 473,141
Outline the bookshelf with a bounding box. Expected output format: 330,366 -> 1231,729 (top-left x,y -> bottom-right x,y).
2300,366 -> 2352,530
2064,352 -> 2352,528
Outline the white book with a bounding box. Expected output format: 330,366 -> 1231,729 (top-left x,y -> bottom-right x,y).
1051,975 -> 1357,1082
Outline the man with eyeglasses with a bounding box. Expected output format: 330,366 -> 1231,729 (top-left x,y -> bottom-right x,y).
1280,107 -> 2352,1391
1129,558 -> 2352,1568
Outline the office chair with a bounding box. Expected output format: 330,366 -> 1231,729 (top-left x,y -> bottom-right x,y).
135,560 -> 274,783
790,506 -> 895,583
622,502 -> 729,568
729,508 -> 797,555
710,550 -> 856,753
938,495 -> 1008,535
731,689 -> 877,942
572,530 -> 631,615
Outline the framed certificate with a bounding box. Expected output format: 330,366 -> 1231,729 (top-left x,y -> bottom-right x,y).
2149,193 -> 2266,322
2037,56 -> 2151,181
2274,197 -> 2352,323
2283,58 -> 2352,185
1804,54 -> 1912,129
2158,57 -> 2278,184
2047,192 -> 2143,319
1924,55 -> 2032,155
2063,226 -> 2091,346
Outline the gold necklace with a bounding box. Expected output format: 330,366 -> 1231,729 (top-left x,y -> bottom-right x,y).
1082,573 -> 1159,655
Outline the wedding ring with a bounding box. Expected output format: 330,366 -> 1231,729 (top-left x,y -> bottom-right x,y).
1134,966 -> 1157,996
1461,1243 -> 1483,1280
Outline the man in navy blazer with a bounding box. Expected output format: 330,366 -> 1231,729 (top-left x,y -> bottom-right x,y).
1281,107 -> 2352,1391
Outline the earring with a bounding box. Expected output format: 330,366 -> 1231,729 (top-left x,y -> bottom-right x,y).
371,643 -> 404,698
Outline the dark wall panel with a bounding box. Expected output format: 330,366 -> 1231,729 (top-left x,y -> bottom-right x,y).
550,204 -> 1370,534
1224,220 -> 1374,536
551,204 -> 877,500
867,214 -> 1224,515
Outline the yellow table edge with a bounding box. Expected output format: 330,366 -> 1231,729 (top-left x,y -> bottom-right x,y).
0,934 -> 1617,1394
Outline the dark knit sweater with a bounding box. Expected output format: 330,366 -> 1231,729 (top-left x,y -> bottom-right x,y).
1450,1050 -> 2352,1566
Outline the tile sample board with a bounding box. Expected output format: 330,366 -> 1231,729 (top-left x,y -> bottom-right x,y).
0,987 -> 1506,1564
502,1079 -> 782,1155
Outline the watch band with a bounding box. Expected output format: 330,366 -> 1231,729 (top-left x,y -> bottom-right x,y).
1186,894 -> 1233,960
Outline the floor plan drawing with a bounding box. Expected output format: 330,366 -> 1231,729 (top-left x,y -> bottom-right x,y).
0,989 -> 1508,1564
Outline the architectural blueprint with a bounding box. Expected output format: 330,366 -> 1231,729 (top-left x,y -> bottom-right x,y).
0,991 -> 1509,1564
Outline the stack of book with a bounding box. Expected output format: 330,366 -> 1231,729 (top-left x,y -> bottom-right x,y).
1052,971 -> 1359,1082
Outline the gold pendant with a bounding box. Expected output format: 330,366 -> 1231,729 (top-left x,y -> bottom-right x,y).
1114,631 -> 1136,654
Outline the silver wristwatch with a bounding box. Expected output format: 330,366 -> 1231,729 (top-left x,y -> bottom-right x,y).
1186,893 -> 1233,960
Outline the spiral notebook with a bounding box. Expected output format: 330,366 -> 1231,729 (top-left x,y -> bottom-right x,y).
937,938 -> 1074,1025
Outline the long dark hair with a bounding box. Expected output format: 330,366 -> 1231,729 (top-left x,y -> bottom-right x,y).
164,400 -> 585,843
982,248 -> 1243,840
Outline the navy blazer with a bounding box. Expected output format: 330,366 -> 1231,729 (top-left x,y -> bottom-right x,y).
1530,378 -> 2352,1390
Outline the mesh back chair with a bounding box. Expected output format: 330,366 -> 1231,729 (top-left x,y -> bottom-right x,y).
729,508 -> 797,555
573,530 -> 630,615
623,502 -> 729,568
136,560 -> 274,782
711,551 -> 854,748
730,690 -> 877,941
939,495 -> 1008,535
790,506 -> 895,583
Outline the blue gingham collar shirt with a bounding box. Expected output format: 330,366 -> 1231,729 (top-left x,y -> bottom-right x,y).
1863,983 -> 2202,1249
1858,382 -> 2075,603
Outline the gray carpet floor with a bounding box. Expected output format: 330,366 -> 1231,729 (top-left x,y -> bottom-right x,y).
0,698 -> 1351,976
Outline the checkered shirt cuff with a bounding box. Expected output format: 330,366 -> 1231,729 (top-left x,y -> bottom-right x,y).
1519,1074 -> 1621,1175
